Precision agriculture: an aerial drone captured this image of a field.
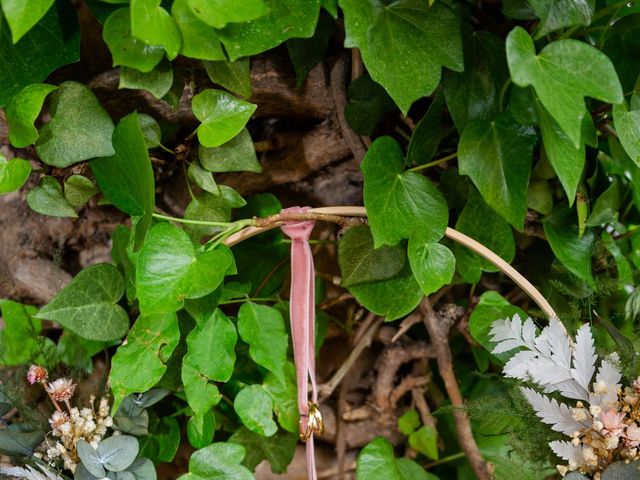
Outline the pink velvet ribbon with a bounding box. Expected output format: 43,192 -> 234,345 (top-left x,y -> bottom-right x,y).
280,206 -> 319,480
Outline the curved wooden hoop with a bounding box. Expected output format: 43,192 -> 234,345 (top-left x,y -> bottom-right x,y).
224,206 -> 557,319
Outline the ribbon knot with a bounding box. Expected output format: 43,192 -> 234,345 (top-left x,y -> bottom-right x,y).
280,206 -> 322,480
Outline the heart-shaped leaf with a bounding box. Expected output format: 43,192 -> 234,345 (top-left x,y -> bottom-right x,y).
36,81 -> 115,167
0,0 -> 55,43
528,0 -> 595,38
130,0 -> 181,59
263,363 -> 298,433
234,385 -> 278,437
136,223 -> 234,313
198,128 -> 261,173
506,26 -> 622,147
187,442 -> 253,479
103,8 -> 164,72
119,60 -> 173,99
64,175 -> 99,208
0,156 -> 31,195
6,83 -> 57,147
183,187 -> 246,240
192,89 -> 257,148
187,0 -> 270,28
26,176 -> 77,218
362,136 -> 448,247
203,58 -> 251,98
229,427 -> 297,473
188,162 -> 219,194
78,435 -> 139,475
613,101 -> 640,166
407,239 -> 455,296
187,411 -> 216,449
137,113 -> 161,149
35,263 -> 130,341
171,0 -> 226,61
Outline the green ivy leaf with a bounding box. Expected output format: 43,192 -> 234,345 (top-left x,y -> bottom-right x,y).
103,8 -> 165,72
35,264 -> 130,341
5,83 -> 57,147
137,113 -> 162,149
344,74 -> 396,137
182,361 -> 222,417
506,26 -> 622,147
109,312 -> 180,412
26,176 -> 78,218
36,81 -> 115,167
586,178 -> 623,227
338,225 -> 406,287
91,112 -> 155,248
613,101 -> 640,166
263,362 -> 298,433
171,0 -> 226,61
203,58 -> 252,98
192,89 -> 257,148
234,385 -> 278,437
407,239 -> 455,296
602,231 -> 633,287
187,0 -> 270,28
119,60 -> 173,99
0,156 -> 31,195
130,0 -> 181,59
458,112 -> 537,230
182,309 -> 236,414
185,443 -> 253,480
340,0 -> 463,114
136,223 -> 234,313
362,136 -> 449,247
0,300 -> 41,365
184,187 -> 246,240
528,0 -> 594,38
0,0 -> 55,43
138,414 -> 180,463
237,302 -> 288,384
398,410 -> 420,436
408,426 -> 438,460
543,206 -> 595,287
228,427 -> 297,473
188,161 -> 219,194
198,128 -> 261,173
453,188 -> 515,284
217,0 -> 321,61
0,6 -> 79,107
187,411 -> 216,449
64,175 -> 99,208
406,91 -> 444,166
443,31 -> 508,132
357,437 -> 435,480
527,180 -> 553,215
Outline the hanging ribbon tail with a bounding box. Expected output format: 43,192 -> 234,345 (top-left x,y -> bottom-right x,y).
280,206 -> 322,480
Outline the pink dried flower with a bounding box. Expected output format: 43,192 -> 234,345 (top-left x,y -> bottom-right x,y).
626,423 -> 640,447
27,365 -> 48,385
600,409 -> 626,436
46,378 -> 76,402
49,411 -> 69,429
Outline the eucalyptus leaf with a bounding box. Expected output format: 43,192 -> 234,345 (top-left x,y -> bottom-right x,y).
6,83 -> 57,147
27,176 -> 78,218
35,263 -> 129,341
0,430 -> 44,456
234,385 -> 278,437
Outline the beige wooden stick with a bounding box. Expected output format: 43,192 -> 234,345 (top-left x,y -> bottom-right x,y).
224,206 -> 557,319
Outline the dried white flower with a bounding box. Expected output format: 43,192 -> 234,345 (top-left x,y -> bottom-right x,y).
46,378 -> 76,402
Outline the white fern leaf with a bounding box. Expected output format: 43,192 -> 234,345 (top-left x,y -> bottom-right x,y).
571,323 -> 596,392
548,318 -> 572,370
520,387 -> 585,436
490,315 -> 527,354
503,350 -> 537,380
521,317 -> 537,349
555,379 -> 590,402
590,356 -> 623,408
549,440 -> 585,466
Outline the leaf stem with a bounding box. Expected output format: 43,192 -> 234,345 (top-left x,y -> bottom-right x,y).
498,78 -> 512,112
158,144 -> 175,155
152,212 -> 255,228
423,451 -> 466,469
406,152 -> 457,172
218,297 -> 280,305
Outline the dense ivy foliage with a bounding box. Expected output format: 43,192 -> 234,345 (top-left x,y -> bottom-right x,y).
1,0 -> 640,479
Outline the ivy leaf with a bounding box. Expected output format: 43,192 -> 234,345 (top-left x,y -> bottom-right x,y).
35,264 -> 130,341
186,443 -> 253,480
234,385 -> 278,437
362,136 -> 449,247
137,113 -> 162,149
228,427 -> 297,473
528,0 -> 595,38
64,175 -> 99,208
187,411 -> 216,449
338,225 -> 406,287
340,0 -> 463,114
0,156 -> 31,195
130,0 -> 181,59
119,60 -> 173,99
103,8 -> 164,72
109,312 -> 180,412
357,437 -> 436,480
187,0 -> 270,28
453,188 -> 515,284
136,223 -> 234,313
0,300 -> 41,365
0,6 -> 79,106
406,91 -> 444,166
344,74 -> 396,136
171,0 -> 226,61
184,187 -> 246,240
408,426 -> 438,460
613,101 -> 640,166
182,361 -> 222,417
139,414 -> 180,463
0,0 -> 55,43
263,363 -> 298,433
458,111 -> 537,230
237,302 -> 288,384
506,26 -> 623,147
407,239 -> 455,296
198,128 -> 261,173
192,89 -> 257,148
6,83 -> 57,147
36,82 -> 115,168
543,206 -> 595,287
26,176 -> 78,218
443,31 -> 508,132
188,162 -> 219,194
182,309 -> 237,414
91,112 -> 155,249
203,58 -> 252,98
217,0 -> 321,61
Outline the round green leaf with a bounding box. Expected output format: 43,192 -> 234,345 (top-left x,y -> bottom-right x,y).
64,175 -> 98,208
234,385 -> 278,437
5,83 -> 57,147
130,0 -> 181,59
103,8 -> 164,72
77,440 -> 106,478
187,0 -> 269,28
192,89 -> 257,148
26,176 -> 78,218
35,264 -> 129,341
188,442 -> 253,479
0,156 -> 31,195
171,0 -> 226,61
407,239 -> 455,296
